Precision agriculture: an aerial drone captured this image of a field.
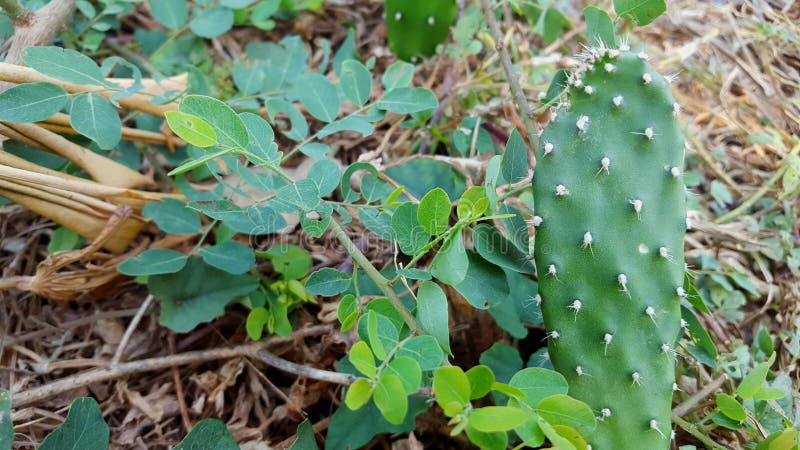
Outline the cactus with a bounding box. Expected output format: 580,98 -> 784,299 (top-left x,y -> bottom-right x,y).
532,43 -> 686,450
384,0 -> 457,62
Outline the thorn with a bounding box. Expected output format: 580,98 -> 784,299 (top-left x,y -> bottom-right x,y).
427,16 -> 435,25
670,166 -> 681,178
543,142 -> 554,156
665,72 -> 679,84
584,85 -> 594,95
618,273 -> 631,298
612,95 -> 623,107
556,184 -> 570,196
642,73 -> 653,85
527,215 -> 543,227
661,343 -> 679,360
650,420 -> 667,439
681,319 -> 689,330
531,294 -> 542,306
394,11 -> 402,21
629,199 -> 643,220
543,330 -> 560,342
608,48 -> 620,58
659,246 -> 676,263
673,383 -> 681,392
582,232 -> 594,252
547,264 -> 559,280
604,63 -> 616,73
576,365 -> 589,377
600,408 -> 612,420
645,306 -> 657,324
644,127 -> 654,140
568,299 -> 582,320
576,115 -> 590,133
619,39 -> 631,51
638,51 -> 650,61
673,103 -> 682,117
676,287 -> 687,298
597,157 -> 610,175
671,430 -> 676,441
631,372 -> 641,386
602,333 -> 613,355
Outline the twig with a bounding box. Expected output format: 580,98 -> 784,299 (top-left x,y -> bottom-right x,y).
672,414 -> 727,450
2,0 -> 76,66
168,334 -> 192,433
0,308 -> 142,349
111,294 -> 154,365
0,0 -> 31,25
672,373 -> 729,417
479,0 -> 539,149
327,219 -> 425,335
255,349 -> 356,385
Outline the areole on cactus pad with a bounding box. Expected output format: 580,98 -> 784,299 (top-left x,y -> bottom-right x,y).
532,41 -> 687,450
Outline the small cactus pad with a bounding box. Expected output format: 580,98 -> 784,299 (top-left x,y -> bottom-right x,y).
384,0 -> 457,62
533,46 -> 686,450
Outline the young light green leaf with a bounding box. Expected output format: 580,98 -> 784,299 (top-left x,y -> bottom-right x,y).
345,378 -> 374,411
465,425 -> 508,450
337,294 -> 358,329
614,0 -> 666,26
468,406 -> 527,433
433,366 -> 470,416
189,6 -> 234,38
287,419 -> 318,450
509,367 -> 568,408
165,111 -> 218,148
736,352 -> 776,399
340,60 -> 372,106
501,129 -> 529,184
174,418 -> 238,450
296,73 -> 340,122
536,418 -> 577,450
396,335 -> 444,371
38,398 -> 109,450
117,248 -> 188,276
150,0 -> 188,29
416,281 -> 451,354
535,394 -> 596,435
143,198 -> 202,235
418,188 -> 451,235
430,230 -> 468,286
246,307 -> 269,340
385,357 -> 422,395
367,310 -> 387,360
262,245 -> 312,280
466,365 -> 495,400
457,186 -> 489,220
305,268 -> 352,296
584,6 -> 615,46
23,46 -> 107,86
377,87 -> 438,114
0,82 -> 69,123
716,393 -> 746,422
180,95 -> 248,149
70,93 -> 121,149
199,241 -> 255,275
349,341 -> 377,379
753,387 -> 785,401
374,374 -> 408,425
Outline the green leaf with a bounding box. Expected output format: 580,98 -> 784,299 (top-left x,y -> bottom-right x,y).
385,357 -> 422,395
199,241 -> 255,275
367,310 -> 387,360
0,389 -> 13,450
466,365 -> 495,400
175,418 -> 238,450
337,294 -> 358,330
737,352 -> 776,399
262,245 -> 312,280
190,6 -> 234,38
288,419 -> 318,450
344,378 -> 374,410
535,394 -> 596,435
39,398 -> 109,450
306,268 -> 352,296
472,224 -> 534,274
501,129 -> 529,184
373,374 -> 408,425
180,95 -> 248,149
308,159 -> 341,196
416,281 -> 451,354
382,61 -> 414,91
468,406 -> 527,433
396,268 -> 431,281
465,425 -> 508,450
391,202 -> 429,256
716,393 -> 746,422
479,343 -> 522,384
457,186 -> 489,220
276,179 -> 321,211
150,0 -> 188,29
118,249 -> 188,276
240,112 -> 281,164
0,82 -> 69,123
536,418 -> 576,450
246,307 -> 269,340
418,188 -> 451,235
377,87 -> 438,114
70,93 -> 121,149
48,226 -> 82,253
614,0 -> 667,26
681,305 -> 718,363
340,60 -> 372,106
349,341 -> 377,379
318,116 -> 374,138
584,6 -> 615,46
396,335 -> 443,371
23,46 -> 106,86
509,368 -> 568,408
430,230 -> 468,286
756,429 -> 800,450
150,257 -> 259,332
753,387 -> 785,401
143,198 -> 202,235
452,252 -> 508,310
296,73 -> 340,122
433,366 -> 470,416
165,111 -> 218,148
325,398 -> 427,450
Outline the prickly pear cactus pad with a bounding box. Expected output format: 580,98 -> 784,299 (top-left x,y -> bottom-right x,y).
384,0 -> 457,62
532,44 -> 686,450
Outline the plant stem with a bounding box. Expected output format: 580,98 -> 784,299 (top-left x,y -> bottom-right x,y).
328,219 -> 425,335
0,0 -> 30,23
479,0 -> 539,150
672,373 -> 729,417
672,414 -> 727,450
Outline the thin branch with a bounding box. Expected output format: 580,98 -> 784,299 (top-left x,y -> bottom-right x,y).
255,349 -> 356,385
0,0 -> 31,25
479,0 -> 540,149
328,219 -> 425,335
672,414 -> 727,450
111,294 -> 155,365
672,373 -> 729,417
2,0 -> 76,65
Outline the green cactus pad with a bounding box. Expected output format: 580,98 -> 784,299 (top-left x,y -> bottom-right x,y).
532,45 -> 686,450
384,0 -> 457,62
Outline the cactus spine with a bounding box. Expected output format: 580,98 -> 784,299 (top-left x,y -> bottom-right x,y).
533,44 -> 686,450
